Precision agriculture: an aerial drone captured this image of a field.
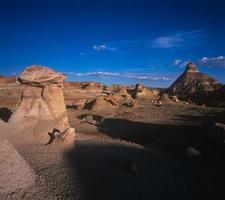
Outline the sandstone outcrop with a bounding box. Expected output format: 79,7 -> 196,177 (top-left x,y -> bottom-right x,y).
133,84 -> 158,100
8,65 -> 75,145
84,87 -> 137,111
84,96 -> 118,112
112,88 -> 136,107
159,93 -> 174,104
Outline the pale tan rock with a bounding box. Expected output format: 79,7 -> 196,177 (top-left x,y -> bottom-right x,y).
84,96 -> 117,112
8,65 -> 75,145
133,84 -> 158,100
160,93 -> 174,104
171,95 -> 179,102
0,131 -> 35,195
17,65 -> 66,86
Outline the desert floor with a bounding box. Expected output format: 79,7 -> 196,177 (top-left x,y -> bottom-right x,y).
1,88 -> 225,200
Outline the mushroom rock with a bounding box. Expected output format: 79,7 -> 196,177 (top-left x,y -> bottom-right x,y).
9,65 -> 75,145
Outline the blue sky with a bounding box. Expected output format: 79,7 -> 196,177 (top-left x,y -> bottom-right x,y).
0,0 -> 225,87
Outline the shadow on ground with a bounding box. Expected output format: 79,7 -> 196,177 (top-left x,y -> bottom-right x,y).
175,110 -> 225,124
78,113 -> 225,158
0,107 -> 12,122
66,142 -> 225,200
65,111 -> 225,200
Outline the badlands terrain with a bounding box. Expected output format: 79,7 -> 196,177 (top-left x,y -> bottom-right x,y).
0,63 -> 225,200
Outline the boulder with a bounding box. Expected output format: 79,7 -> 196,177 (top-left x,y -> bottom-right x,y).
204,122 -> 225,145
186,147 -> 201,159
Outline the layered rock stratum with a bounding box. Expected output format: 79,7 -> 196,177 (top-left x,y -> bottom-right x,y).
167,62 -> 219,96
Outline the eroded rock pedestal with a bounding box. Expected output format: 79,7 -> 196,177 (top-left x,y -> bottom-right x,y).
9,65 -> 75,146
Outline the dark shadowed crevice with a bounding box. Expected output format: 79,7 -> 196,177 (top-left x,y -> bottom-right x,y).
0,107 -> 12,122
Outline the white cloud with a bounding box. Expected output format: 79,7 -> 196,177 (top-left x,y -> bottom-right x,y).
75,73 -> 84,76
199,56 -> 225,68
70,71 -> 172,81
93,44 -> 118,52
150,30 -> 205,49
93,45 -> 107,51
173,59 -> 182,65
152,36 -> 183,48
173,59 -> 190,68
85,72 -> 120,76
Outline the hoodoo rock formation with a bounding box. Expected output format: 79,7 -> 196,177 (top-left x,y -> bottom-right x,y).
133,83 -> 158,100
112,87 -> 135,106
8,65 -> 75,145
167,62 -> 219,96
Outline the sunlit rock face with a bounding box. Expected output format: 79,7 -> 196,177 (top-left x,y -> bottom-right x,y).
167,62 -> 219,96
0,131 -> 35,196
133,84 -> 157,100
9,65 -> 75,145
185,62 -> 199,73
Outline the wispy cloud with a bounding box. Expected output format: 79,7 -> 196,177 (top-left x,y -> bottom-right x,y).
150,30 -> 206,49
93,44 -> 107,51
173,59 -> 182,66
76,71 -> 120,77
152,37 -> 183,48
198,56 -> 225,68
80,30 -> 205,56
173,59 -> 190,68
67,71 -> 173,81
93,44 -> 118,52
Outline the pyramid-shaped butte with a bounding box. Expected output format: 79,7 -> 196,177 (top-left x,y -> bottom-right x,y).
167,62 -> 219,96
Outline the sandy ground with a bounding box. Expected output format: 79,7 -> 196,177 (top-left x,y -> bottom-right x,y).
1,86 -> 225,200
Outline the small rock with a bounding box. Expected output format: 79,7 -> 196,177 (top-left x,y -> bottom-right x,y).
186,147 -> 201,159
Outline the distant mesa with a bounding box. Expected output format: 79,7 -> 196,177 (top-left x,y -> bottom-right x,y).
0,75 -> 16,84
167,62 -> 225,107
64,81 -> 106,90
167,62 -> 219,96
